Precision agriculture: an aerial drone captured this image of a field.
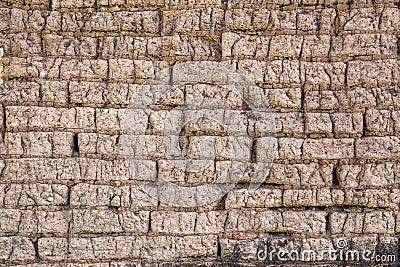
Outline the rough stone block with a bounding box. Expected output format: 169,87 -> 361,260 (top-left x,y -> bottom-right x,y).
37,210 -> 71,235
331,112 -> 363,136
273,112 -> 304,135
301,62 -> 346,89
337,162 -> 400,188
269,35 -> 303,58
305,113 -> 332,134
266,88 -> 302,110
303,138 -> 354,160
225,188 -> 283,209
366,110 -> 400,136
282,210 -> 327,235
330,211 -> 395,234
3,132 -> 74,157
0,237 -> 35,262
338,8 -> 380,32
221,32 -> 270,59
72,209 -> 149,234
356,137 -> 400,160
151,211 -> 197,234
60,59 -> 108,80
331,34 -> 398,58
162,8 -> 224,34
268,163 -> 333,187
70,183 -> 157,208
2,183 -> 68,207
0,81 -> 40,105
238,60 -> 300,86
347,60 -> 399,87
277,138 -> 303,160
6,106 -> 95,132
43,34 -> 97,57
9,33 -> 42,55
225,210 -> 282,233
39,236 -> 217,261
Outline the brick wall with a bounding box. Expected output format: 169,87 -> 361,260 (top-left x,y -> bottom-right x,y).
0,0 -> 399,266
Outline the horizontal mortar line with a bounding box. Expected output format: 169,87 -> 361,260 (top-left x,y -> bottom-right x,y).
1,156 -> 400,163
2,2 -> 398,12
2,29 -> 400,36
1,78 -> 396,89
2,78 -> 399,89
3,31 -> 400,38
4,130 -> 399,138
1,54 -> 222,61
0,180 -> 398,189
3,132 -> 400,140
2,54 -> 399,62
1,4 -> 229,12
3,55 -> 400,63
5,105 -> 400,113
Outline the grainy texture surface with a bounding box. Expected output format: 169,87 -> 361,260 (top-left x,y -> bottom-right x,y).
0,0 -> 400,266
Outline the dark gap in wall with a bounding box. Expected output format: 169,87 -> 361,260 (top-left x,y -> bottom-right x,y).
38,83 -> 43,104
148,211 -> 152,234
32,239 -> 40,261
325,213 -> 330,235
67,82 -> 71,106
397,37 -> 400,56
313,206 -> 327,211
337,204 -> 363,209
332,166 -> 339,186
250,139 -> 257,163
218,193 -> 227,210
300,83 -> 306,112
1,106 -> 5,142
263,182 -> 284,186
217,238 -> 222,257
73,133 -> 79,154
66,185 -> 72,207
362,111 -> 367,137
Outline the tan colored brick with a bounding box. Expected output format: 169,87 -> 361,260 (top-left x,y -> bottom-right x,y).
70,183 -> 157,208
331,211 -> 395,234
356,137 -> 400,160
0,237 -> 35,262
305,113 -> 332,135
337,163 -> 400,188
72,209 -> 149,234
303,138 -> 354,160
225,188 -> 283,209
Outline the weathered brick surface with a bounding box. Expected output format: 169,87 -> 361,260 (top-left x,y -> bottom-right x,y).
226,188 -> 400,209
70,183 -> 157,209
337,162 -> 400,188
330,210 -> 396,234
38,235 -> 217,261
225,210 -> 327,235
1,0 -> 400,265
